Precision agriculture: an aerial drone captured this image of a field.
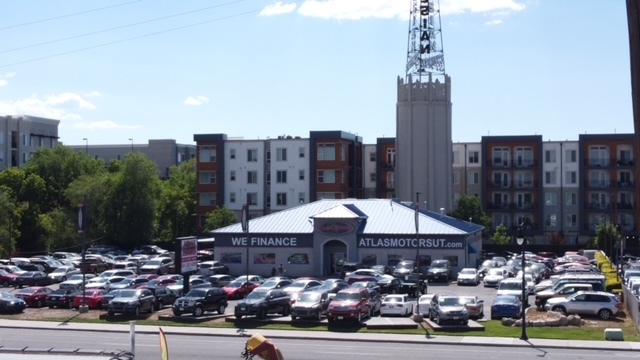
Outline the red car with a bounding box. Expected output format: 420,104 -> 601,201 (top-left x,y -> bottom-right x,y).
72,289 -> 107,309
0,269 -> 19,287
223,280 -> 259,300
14,286 -> 54,308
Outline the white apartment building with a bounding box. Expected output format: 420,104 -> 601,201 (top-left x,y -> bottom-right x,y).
0,115 -> 59,171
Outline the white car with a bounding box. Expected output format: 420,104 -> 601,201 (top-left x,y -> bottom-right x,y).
380,294 -> 413,316
456,268 -> 480,286
417,294 -> 434,315
47,266 -> 80,283
483,268 -> 508,288
345,269 -> 394,283
59,273 -> 96,290
85,275 -> 128,290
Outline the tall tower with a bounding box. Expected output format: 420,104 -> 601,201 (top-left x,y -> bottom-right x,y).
396,0 -> 453,213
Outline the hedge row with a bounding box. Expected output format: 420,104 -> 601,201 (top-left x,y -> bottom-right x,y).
595,251 -> 622,293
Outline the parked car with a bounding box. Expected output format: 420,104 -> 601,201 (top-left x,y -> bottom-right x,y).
85,275 -> 128,290
172,287 -> 228,317
166,278 -> 211,296
391,260 -> 415,279
456,268 -> 480,286
78,257 -> 110,274
138,258 -> 174,275
197,261 -> 229,275
345,269 -> 393,283
348,280 -> 381,294
426,260 -> 452,283
113,262 -> 139,273
223,280 -> 260,300
101,289 -> 125,310
46,289 -> 77,309
291,290 -> 331,320
417,293 -> 435,315
0,291 -> 27,313
377,277 -> 403,294
15,271 -> 53,288
255,278 -> 293,291
496,278 -> 526,305
234,288 -> 292,319
483,268 -> 508,288
315,278 -> 349,296
139,285 -> 178,309
368,289 -> 382,316
428,294 -> 469,325
535,283 -> 594,309
327,287 -> 371,323
491,295 -> 522,320
72,289 -> 107,309
201,274 -> 236,288
108,277 -> 151,291
0,269 -> 19,287
59,274 -> 96,291
459,295 -> 484,319
107,288 -> 156,316
380,294 -> 413,317
477,260 -> 498,279
14,286 -> 53,308
283,279 -> 323,302
47,266 -> 79,283
544,291 -> 621,320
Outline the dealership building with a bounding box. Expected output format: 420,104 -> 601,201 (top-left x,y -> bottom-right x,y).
211,199 -> 483,278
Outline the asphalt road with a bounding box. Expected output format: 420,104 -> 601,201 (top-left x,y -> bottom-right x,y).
0,328 -> 635,359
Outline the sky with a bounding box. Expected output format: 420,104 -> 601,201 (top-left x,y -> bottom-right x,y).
0,0 -> 634,147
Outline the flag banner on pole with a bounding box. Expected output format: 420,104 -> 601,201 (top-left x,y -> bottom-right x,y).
159,327 -> 169,360
241,204 -> 249,233
414,204 -> 419,234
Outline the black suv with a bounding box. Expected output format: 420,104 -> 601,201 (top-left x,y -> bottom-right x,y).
234,289 -> 291,319
141,285 -> 178,309
172,287 -> 227,317
426,259 -> 452,283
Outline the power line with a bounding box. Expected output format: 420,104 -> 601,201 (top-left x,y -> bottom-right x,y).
0,7 -> 263,69
0,0 -> 246,55
0,0 -> 142,31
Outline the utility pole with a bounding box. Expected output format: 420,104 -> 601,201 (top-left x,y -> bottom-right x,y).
627,1 -> 640,197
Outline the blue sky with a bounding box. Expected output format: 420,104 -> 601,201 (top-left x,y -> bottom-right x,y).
0,0 -> 633,146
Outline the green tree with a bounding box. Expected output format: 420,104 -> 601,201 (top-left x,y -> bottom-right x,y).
449,195 -> 492,238
205,206 -> 237,232
155,160 -> 196,243
102,152 -> 161,251
491,224 -> 510,244
38,208 -> 79,253
595,222 -> 620,256
0,188 -> 24,258
65,173 -> 113,246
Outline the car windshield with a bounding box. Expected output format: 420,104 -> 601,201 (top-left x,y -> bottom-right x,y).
287,282 -> 307,290
439,297 -> 462,306
67,275 -> 84,281
419,295 -> 434,304
494,296 -> 518,305
298,293 -> 320,302
21,272 -> 35,277
245,291 -> 267,301
396,262 -> 413,270
226,281 -> 244,288
431,262 -> 447,269
18,288 -> 37,294
459,296 -> 476,305
51,268 -> 67,273
481,260 -> 495,267
384,295 -> 404,303
185,289 -> 206,297
117,290 -> 138,298
0,291 -> 15,299
333,292 -> 360,302
500,282 -> 522,290
145,260 -> 161,266
260,280 -> 278,288
460,269 -> 475,275
487,269 -> 503,276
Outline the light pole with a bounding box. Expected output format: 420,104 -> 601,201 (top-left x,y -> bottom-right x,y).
516,224 -> 528,341
82,138 -> 88,154
415,192 -> 421,302
129,138 -> 134,152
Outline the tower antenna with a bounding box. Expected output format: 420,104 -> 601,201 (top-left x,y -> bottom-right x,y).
405,0 -> 445,82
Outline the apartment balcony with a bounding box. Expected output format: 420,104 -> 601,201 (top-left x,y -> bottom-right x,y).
584,180 -> 612,189
584,202 -> 612,210
513,181 -> 538,189
617,181 -> 635,189
380,163 -> 395,170
485,160 -> 538,168
584,159 -> 611,167
616,202 -> 635,210
487,181 -> 512,189
616,159 -> 635,167
485,202 -> 539,210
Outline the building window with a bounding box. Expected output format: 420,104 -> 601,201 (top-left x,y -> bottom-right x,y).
515,147 -> 533,167
230,171 -> 236,181
565,171 -> 577,184
369,152 -> 376,162
299,169 -> 305,181
468,172 -> 479,185
276,148 -> 287,161
298,192 -> 305,203
22,152 -> 27,163
453,150 -> 460,165
369,172 -> 376,182
117,154 -> 121,160
317,143 -> 336,161
468,151 -> 479,164
247,149 -> 258,162
545,193 -> 557,206
266,194 -> 271,208
199,193 -> 216,206
566,213 -> 577,227
247,192 -> 258,206
22,134 -> 28,146
544,171 -> 556,185
266,172 -> 271,185
277,170 -> 287,183
199,171 -> 216,184
565,149 -> 577,163
387,148 -> 396,167
545,150 -> 556,163
566,192 -> 577,205
230,192 -> 236,203
545,214 -> 557,227
199,146 -> 216,162
276,192 -> 287,206
341,146 -> 346,161
299,147 -> 305,158
266,150 -> 271,163
247,171 -> 258,184
493,147 -> 510,166
318,170 -> 336,183
453,172 -> 460,185
230,148 -> 236,159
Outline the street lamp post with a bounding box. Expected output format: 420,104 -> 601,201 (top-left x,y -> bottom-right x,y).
129,138 -> 134,152
82,138 -> 88,154
516,225 -> 528,341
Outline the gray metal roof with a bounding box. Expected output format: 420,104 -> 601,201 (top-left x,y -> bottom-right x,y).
212,199 -> 484,235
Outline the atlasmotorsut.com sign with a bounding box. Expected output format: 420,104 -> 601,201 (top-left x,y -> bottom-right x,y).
358,237 -> 464,249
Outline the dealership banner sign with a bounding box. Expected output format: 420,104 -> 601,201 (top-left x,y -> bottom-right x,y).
358,236 -> 464,249
215,233 -> 314,248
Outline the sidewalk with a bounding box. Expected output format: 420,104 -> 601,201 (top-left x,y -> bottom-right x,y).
0,319 -> 639,353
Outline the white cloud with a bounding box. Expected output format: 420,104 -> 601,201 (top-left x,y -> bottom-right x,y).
0,80 -> 7,87
485,19 -> 503,26
263,0 -> 526,20
85,91 -> 102,98
4,72 -> 16,79
0,92 -> 96,122
45,92 -> 96,110
260,2 -> 297,16
184,96 -> 209,106
72,120 -> 140,130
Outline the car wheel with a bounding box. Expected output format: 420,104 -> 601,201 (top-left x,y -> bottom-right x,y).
357,311 -> 362,323
235,314 -> 243,319
551,306 -> 566,315
36,300 -> 43,308
435,314 -> 440,324
327,317 -> 334,324
291,315 -> 297,321
149,302 -> 155,313
282,305 -> 290,316
217,304 -> 226,315
193,305 -> 204,317
133,306 -> 140,316
598,309 -> 613,320
316,310 -> 322,321
173,311 -> 182,316
158,300 -> 164,309
2,280 -> 8,287
259,308 -> 268,320
478,311 -> 484,319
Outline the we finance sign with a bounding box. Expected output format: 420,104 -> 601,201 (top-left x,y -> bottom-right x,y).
215,233 -> 313,248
